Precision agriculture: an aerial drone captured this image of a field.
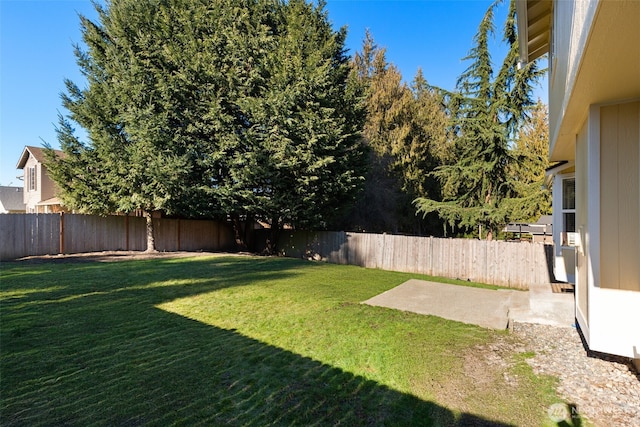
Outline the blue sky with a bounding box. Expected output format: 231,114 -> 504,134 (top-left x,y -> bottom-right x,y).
0,0 -> 547,186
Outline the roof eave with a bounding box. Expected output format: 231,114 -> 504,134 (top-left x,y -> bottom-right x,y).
16,147 -> 32,170
515,0 -> 530,63
516,0 -> 552,63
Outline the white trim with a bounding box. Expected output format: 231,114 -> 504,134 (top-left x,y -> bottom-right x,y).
589,97 -> 640,108
552,172 -> 576,283
587,104 -> 600,290
546,160 -> 575,177
549,1 -> 601,159
515,0 -> 530,63
589,287 -> 640,358
550,1 -> 557,88
575,302 -> 589,346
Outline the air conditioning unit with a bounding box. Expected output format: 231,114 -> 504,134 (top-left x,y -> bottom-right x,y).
562,232 -> 580,247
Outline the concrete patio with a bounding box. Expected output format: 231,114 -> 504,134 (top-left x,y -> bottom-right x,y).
363,279 -> 575,330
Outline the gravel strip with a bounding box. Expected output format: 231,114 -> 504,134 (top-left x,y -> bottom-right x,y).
512,322 -> 640,426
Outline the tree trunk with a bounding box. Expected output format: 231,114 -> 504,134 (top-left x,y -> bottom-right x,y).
231,214 -> 249,251
231,214 -> 243,250
267,215 -> 281,255
144,210 -> 157,253
243,214 -> 254,250
486,228 -> 494,241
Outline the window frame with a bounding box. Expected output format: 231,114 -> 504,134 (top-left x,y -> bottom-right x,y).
28,166 -> 37,191
561,177 -> 576,245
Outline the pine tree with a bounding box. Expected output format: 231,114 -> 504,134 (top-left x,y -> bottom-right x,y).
341,33 -> 448,234
47,0 -> 367,252
415,0 -> 544,239
338,31 -> 409,232
217,0 -> 367,248
503,100 -> 551,221
397,69 -> 448,203
49,0 -> 207,251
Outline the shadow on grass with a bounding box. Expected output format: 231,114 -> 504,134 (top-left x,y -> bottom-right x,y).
2,256 -> 513,426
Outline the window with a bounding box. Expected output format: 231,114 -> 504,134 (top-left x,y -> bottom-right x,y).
28,166 -> 37,191
561,178 -> 576,245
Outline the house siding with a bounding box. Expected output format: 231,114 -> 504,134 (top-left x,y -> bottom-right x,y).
600,101 -> 640,292
19,148 -> 62,213
549,0 -> 599,159
519,0 -> 640,361
23,156 -> 42,212
39,164 -> 58,206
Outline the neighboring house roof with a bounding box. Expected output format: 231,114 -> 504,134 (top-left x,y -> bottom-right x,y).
16,145 -> 64,169
37,197 -> 63,206
0,186 -> 26,213
535,215 -> 552,227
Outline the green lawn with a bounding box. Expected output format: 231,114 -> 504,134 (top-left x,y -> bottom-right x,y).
1,255 -> 564,426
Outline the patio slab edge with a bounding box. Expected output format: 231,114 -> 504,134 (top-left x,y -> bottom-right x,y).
363,279 -> 530,330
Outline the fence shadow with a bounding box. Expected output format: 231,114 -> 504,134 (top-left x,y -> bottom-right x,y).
544,243 -> 562,284
2,257 -> 513,426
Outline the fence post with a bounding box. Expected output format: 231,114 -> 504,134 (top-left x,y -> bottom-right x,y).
59,212 -> 65,255
177,218 -> 181,251
125,215 -> 129,251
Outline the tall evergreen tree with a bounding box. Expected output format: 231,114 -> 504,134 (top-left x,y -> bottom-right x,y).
48,0 -> 213,251
340,31 -> 409,232
341,33 -> 448,234
397,69 -> 448,205
216,0 -> 367,248
414,0 -> 544,239
47,0 -> 366,252
503,100 -> 551,221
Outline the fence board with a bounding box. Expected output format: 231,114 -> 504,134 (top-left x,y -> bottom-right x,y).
0,214 -> 60,259
64,214 -> 128,253
182,219 -> 234,252
273,231 -> 554,289
0,213 -> 235,260
0,214 -> 22,259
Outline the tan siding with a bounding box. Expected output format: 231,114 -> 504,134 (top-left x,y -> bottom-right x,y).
600,102 -> 640,292
40,165 -> 58,201
617,102 -> 640,291
600,105 -> 620,288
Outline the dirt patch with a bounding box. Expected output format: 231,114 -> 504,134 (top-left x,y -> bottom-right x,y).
433,333 -> 540,425
4,251 -> 252,265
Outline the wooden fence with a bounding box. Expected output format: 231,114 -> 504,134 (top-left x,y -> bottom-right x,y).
271,230 -> 555,289
2,215 -> 554,289
0,213 -> 235,261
